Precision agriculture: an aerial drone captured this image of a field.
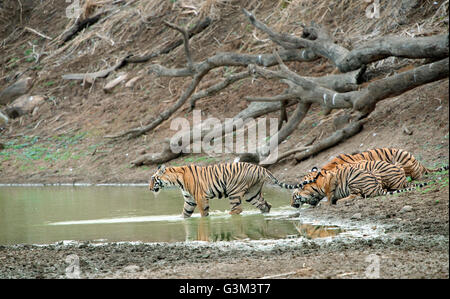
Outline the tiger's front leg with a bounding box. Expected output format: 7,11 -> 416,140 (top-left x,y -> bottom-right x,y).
337,194 -> 358,204
181,191 -> 197,218
199,197 -> 210,217
229,195 -> 243,215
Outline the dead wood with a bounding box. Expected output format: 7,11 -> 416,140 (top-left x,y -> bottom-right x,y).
103,73 -> 128,93
273,146 -> 312,164
352,58 -> 449,116
278,99 -> 288,130
60,11 -> 108,45
130,140 -> 181,166
249,58 -> 449,116
163,21 -> 194,69
108,72 -> 207,139
125,17 -> 211,64
294,119 -> 367,163
130,100 -> 298,166
62,18 -> 211,83
106,49 -> 317,139
258,101 -> 312,166
243,9 -> 449,72
118,7 -> 448,167
189,70 -> 251,111
61,57 -> 129,82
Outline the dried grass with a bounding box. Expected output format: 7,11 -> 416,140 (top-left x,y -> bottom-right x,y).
261,0 -> 448,46
1,0 -> 448,89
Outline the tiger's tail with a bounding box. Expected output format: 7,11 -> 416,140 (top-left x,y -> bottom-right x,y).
264,169 -> 313,189
424,164 -> 449,174
385,182 -> 428,196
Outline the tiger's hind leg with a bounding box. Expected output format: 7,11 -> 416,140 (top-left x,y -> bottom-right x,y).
244,184 -> 272,214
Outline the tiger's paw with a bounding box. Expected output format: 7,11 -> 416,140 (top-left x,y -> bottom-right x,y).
259,202 -> 272,214
229,206 -> 243,215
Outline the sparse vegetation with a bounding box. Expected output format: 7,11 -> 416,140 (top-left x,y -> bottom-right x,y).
0,0 -> 448,280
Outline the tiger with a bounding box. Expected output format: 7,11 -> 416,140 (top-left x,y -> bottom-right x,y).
296,148 -> 448,188
291,166 -> 428,208
319,148 -> 448,180
148,162 -> 312,218
321,160 -> 409,191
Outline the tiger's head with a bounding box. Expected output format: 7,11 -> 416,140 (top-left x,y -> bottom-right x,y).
291,167 -> 329,208
149,165 -> 166,193
149,164 -> 180,193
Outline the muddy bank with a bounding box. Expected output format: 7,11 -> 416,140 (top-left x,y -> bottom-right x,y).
1,185 -> 448,279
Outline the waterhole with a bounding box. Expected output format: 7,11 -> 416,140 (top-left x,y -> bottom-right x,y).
0,186 -> 345,245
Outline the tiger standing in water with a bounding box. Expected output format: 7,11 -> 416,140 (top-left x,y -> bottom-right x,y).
149,162 -> 311,218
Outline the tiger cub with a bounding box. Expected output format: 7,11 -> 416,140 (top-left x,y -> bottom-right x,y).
320,148 -> 448,180
291,166 -> 427,208
333,160 -> 409,190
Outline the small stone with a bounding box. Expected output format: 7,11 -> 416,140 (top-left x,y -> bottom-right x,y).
123,265 -> 140,273
350,213 -> 362,220
399,205 -> 413,214
402,125 -> 413,135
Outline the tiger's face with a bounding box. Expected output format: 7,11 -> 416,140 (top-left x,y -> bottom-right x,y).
149,165 -> 168,193
291,185 -> 323,207
291,167 -> 327,208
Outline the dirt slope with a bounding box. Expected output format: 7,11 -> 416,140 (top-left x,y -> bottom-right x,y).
0,0 -> 448,184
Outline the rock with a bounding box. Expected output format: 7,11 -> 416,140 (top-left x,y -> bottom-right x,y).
399,205 -> 413,214
350,213 -> 362,220
4,95 -> 45,119
402,125 -> 413,135
123,265 -> 140,273
0,110 -> 9,125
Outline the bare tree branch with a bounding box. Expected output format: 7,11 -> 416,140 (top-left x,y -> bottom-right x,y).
249,58 -> 449,116
189,70 -> 251,111
130,100 -> 299,166
294,119 -> 367,163
107,49 -> 319,139
106,71 -> 207,139
163,21 -> 194,69
126,17 -> 212,64
258,101 -> 311,165
243,8 -> 449,72
128,9 -> 448,166
245,93 -> 299,102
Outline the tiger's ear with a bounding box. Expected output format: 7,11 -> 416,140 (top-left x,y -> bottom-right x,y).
157,164 -> 166,172
311,166 -> 318,172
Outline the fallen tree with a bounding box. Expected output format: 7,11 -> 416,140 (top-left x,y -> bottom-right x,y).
100,7 -> 448,167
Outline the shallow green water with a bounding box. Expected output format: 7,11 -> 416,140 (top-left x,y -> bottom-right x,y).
0,186 -> 343,245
